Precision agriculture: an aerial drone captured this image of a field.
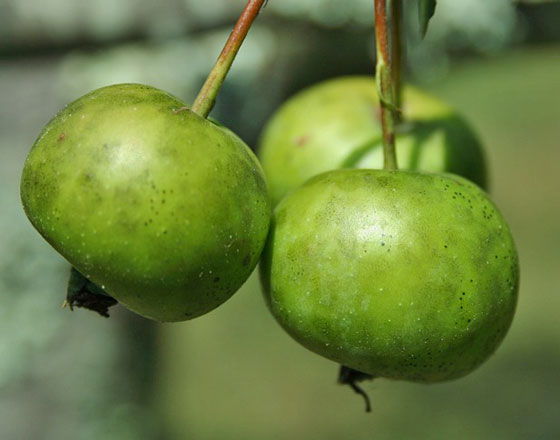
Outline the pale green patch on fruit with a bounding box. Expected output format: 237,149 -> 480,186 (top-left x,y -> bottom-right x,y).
21,84 -> 271,322
259,76 -> 487,206
260,169 -> 518,382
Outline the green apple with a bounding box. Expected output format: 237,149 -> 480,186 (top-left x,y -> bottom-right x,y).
260,169 -> 518,381
259,76 -> 487,206
21,83 -> 271,322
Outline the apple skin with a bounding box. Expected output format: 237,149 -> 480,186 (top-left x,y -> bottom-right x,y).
259,76 -> 487,206
260,169 -> 518,382
21,83 -> 271,322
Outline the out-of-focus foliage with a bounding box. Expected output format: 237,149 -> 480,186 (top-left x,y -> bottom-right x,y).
1,0 -> 559,439
0,0 -> 519,44
406,0 -> 518,80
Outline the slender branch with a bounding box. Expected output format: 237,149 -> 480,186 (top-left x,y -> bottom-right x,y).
191,0 -> 266,118
389,0 -> 403,121
375,0 -> 398,170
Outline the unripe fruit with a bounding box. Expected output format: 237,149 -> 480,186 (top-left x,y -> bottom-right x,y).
21,84 -> 271,322
260,169 -> 518,381
259,76 -> 487,206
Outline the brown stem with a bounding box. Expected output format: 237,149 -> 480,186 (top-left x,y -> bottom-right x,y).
191,0 -> 266,118
375,0 -> 398,170
390,0 -> 403,120
375,0 -> 390,63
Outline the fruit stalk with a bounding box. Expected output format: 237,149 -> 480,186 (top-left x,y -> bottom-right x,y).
375,0 -> 398,170
191,0 -> 266,118
389,0 -> 403,119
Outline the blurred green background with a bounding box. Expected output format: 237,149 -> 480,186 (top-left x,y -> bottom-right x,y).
1,0 -> 559,439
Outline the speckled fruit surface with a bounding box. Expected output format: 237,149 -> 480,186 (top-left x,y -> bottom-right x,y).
21,84 -> 271,322
260,169 -> 518,381
259,76 -> 487,205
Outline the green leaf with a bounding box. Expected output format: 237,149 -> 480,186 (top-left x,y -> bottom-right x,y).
419,0 -> 437,38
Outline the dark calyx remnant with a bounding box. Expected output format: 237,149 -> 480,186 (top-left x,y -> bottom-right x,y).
338,365 -> 375,413
64,267 -> 118,318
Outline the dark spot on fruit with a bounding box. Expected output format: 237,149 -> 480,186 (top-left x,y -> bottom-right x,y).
57,132 -> 66,142
444,245 -> 448,248
242,254 -> 251,266
376,176 -> 390,187
293,134 -> 310,147
381,242 -> 385,246
214,277 -> 220,283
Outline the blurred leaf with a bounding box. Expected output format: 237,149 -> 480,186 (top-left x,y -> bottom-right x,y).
419,0 -> 437,38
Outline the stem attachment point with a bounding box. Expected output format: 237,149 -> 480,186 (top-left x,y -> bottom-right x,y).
338,365 -> 375,413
